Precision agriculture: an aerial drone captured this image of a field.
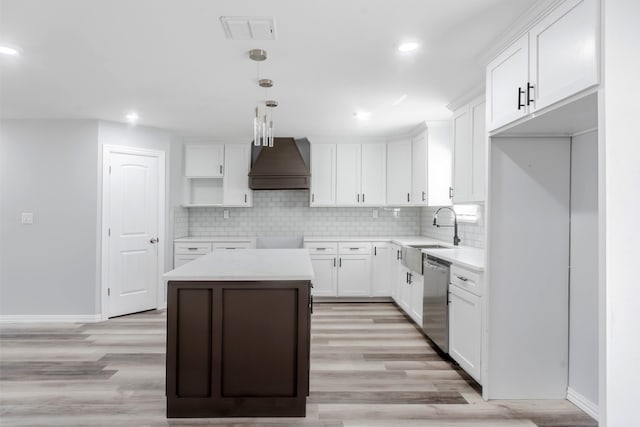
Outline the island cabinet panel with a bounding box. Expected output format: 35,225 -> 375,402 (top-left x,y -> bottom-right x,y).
221,288 -> 297,397
166,281 -> 311,418
176,289 -> 212,398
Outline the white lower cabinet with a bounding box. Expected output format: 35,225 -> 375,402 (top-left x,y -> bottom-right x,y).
306,241 -> 372,297
389,244 -> 402,300
338,255 -> 371,297
397,266 -> 411,313
173,239 -> 254,268
409,272 -> 424,325
372,242 -> 391,296
449,284 -> 482,383
309,254 -> 338,297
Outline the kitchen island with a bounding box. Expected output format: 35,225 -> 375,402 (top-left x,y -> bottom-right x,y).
163,249 -> 314,418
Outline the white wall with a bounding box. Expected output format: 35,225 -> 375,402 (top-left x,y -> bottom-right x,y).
0,120 -> 99,317
602,0 -> 640,425
486,136 -> 571,399
568,130 -> 599,410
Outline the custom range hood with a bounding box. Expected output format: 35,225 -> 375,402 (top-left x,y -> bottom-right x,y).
249,137 -> 311,190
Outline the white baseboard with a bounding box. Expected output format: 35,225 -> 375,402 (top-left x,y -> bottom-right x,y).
567,387 -> 599,421
0,314 -> 102,323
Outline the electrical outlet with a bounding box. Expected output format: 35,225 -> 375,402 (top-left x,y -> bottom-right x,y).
21,212 -> 34,225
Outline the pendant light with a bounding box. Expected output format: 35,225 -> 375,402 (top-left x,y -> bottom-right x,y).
250,49 -> 277,147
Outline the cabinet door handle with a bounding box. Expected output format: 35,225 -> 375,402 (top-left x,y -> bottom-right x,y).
244,194 -> 247,203
407,193 -> 410,202
357,194 -> 360,203
374,246 -> 377,256
339,258 -> 342,268
397,250 -> 400,260
526,82 -> 535,106
333,257 -> 336,267
219,165 -> 223,174
406,272 -> 409,283
362,193 -> 365,203
408,272 -> 412,284
422,191 -> 426,202
312,193 -> 315,203
517,87 -> 526,110
449,187 -> 453,199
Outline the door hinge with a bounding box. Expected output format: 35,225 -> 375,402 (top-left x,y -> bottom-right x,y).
107,288 -> 111,296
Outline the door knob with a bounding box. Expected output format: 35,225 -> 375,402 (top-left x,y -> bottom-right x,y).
150,237 -> 159,244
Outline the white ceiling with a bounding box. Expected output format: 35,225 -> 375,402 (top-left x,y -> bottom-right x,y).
0,0 -> 538,138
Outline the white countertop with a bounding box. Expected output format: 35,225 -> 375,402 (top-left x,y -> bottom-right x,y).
164,248 -> 314,281
302,236 -> 485,271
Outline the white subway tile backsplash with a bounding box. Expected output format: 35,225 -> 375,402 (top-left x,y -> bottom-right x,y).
420,206 -> 485,249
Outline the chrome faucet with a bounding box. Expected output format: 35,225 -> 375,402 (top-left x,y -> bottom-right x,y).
433,207 -> 461,246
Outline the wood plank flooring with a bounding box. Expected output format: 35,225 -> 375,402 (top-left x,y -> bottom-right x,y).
0,302 -> 597,426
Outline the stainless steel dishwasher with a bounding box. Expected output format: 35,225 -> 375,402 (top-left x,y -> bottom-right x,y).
422,255 -> 451,353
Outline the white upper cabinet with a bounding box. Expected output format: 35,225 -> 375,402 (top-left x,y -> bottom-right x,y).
336,144 -> 361,205
411,131 -> 428,206
333,143 -> 386,206
387,140 -> 412,206
487,0 -> 599,132
452,97 -> 486,203
222,144 -> 252,207
486,34 -> 530,132
529,0 -> 599,111
425,123 -> 453,207
360,144 -> 387,206
184,144 -> 224,177
310,144 -> 336,206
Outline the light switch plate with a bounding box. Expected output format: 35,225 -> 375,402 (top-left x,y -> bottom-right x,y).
21,212 -> 34,225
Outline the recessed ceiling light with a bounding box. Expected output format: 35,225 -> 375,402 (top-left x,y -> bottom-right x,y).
392,94 -> 408,106
125,112 -> 139,123
397,41 -> 419,53
354,111 -> 371,121
0,45 -> 21,56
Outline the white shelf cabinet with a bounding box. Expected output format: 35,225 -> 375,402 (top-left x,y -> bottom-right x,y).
387,140 -> 413,206
449,284 -> 482,383
452,97 -> 486,203
223,144 -> 252,207
487,0 -> 599,132
310,144 -> 336,206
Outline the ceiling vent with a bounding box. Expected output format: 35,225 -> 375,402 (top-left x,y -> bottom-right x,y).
220,16 -> 276,40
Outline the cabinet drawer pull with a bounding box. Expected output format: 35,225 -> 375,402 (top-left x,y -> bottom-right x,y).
349,247 -> 359,250
517,87 -> 526,110
456,275 -> 469,282
527,82 -> 535,106
188,247 -> 198,251
316,247 -> 327,250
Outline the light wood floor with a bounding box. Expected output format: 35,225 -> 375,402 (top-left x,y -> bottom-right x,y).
0,303 -> 596,426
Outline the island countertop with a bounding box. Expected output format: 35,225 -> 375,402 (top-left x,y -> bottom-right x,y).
163,248 -> 314,282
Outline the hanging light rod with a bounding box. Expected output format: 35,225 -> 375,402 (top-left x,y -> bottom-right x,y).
249,49 -> 267,61
259,79 -> 273,88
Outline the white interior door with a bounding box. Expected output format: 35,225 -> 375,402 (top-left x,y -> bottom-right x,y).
106,148 -> 162,318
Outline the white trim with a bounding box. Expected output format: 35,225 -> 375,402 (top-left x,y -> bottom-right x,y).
100,145 -> 166,320
0,314 -> 102,323
567,387 -> 599,421
572,127 -> 598,138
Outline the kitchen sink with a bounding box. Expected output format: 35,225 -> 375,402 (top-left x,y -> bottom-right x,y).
402,244 -> 453,273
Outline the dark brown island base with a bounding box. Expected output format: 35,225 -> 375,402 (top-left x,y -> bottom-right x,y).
163,249 -> 314,418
